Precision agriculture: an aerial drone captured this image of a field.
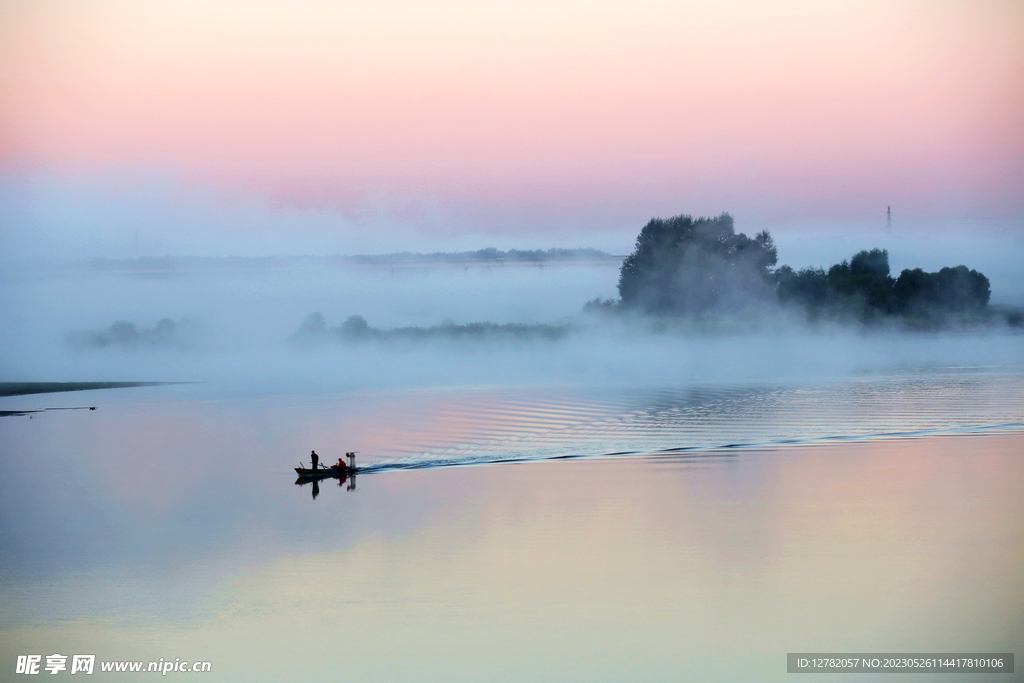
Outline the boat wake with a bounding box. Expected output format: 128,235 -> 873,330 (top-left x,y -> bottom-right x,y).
334,370 -> 1023,474
352,421 -> 1024,474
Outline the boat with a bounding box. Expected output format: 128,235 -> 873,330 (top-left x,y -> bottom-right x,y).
294,451 -> 359,478
294,465 -> 353,478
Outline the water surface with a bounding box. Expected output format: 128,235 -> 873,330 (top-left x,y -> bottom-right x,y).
1,369 -> 1022,681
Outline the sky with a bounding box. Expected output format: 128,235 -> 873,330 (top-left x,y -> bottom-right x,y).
1,0 -> 1022,257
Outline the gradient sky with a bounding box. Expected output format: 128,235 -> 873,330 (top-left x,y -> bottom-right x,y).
1,0 -> 1022,254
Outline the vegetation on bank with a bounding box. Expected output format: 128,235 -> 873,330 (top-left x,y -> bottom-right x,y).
292,313 -> 572,344
348,247 -> 613,265
615,214 -> 778,315
44,248 -> 615,273
0,382 -> 174,397
67,319 -> 203,349
70,214 -> 1015,352
298,213 -> 1017,345
589,212 -> 1015,328
776,250 -> 991,325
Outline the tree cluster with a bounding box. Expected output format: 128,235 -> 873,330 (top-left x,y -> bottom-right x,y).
613,213 -> 996,326
617,213 -> 778,315
66,319 -> 201,350
350,247 -> 612,265
293,313 -> 572,344
776,249 -> 990,322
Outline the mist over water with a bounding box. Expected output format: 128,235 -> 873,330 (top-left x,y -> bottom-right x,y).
2,252 -> 1022,683
3,254 -> 1021,484
4,252 -> 1022,476
1,258 -> 1021,390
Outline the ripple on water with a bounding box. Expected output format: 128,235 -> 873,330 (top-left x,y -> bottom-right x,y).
352,368 -> 1024,472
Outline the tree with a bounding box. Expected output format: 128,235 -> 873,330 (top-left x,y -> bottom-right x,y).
826,249 -> 895,314
776,266 -> 828,311
892,268 -> 938,314
340,315 -> 371,339
934,265 -> 990,311
617,213 -> 778,315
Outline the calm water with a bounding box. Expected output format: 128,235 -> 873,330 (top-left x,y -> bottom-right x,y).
1,368 -> 1022,681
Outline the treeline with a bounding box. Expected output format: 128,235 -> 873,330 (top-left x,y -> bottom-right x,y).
349,247 -> 613,265
66,319 -> 203,349
776,250 -> 990,323
50,248 -> 614,272
596,213 -> 1013,327
293,313 -> 572,344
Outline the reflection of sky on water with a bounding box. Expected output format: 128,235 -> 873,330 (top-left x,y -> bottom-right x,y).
1,374 -> 1022,681
1,370 -> 1022,574
1,436 -> 1021,682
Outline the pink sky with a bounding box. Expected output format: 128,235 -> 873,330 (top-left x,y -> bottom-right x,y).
1,0 -> 1022,235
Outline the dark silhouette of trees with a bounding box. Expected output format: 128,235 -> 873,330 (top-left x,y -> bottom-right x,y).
617,213 -> 778,315
775,266 -> 828,311
292,314 -> 572,343
613,212 -> 996,326
778,249 -> 990,323
296,312 -> 327,337
822,248 -> 897,316
339,315 -> 371,340
893,265 -> 990,315
66,318 -> 199,349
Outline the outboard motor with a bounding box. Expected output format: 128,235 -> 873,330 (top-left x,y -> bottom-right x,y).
347,452 -> 356,470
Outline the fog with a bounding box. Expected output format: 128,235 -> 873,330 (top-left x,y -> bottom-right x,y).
1,255 -> 1021,396
3,172 -> 1022,304
3,181 -> 1022,390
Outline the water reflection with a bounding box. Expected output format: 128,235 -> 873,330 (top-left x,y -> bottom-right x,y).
294,473 -> 356,499
270,369 -> 1024,470
4,434 -> 1019,682
1,375 -> 1022,681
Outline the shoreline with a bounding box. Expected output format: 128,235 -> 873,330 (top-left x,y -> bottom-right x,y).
0,382 -> 182,397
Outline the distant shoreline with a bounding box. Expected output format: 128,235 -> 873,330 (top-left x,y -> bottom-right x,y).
0,382 -> 181,397
4,249 -> 626,273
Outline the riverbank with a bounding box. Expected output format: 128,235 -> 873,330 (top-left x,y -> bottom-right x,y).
0,382 -> 180,397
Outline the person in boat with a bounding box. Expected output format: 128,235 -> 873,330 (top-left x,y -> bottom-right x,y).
336,456 -> 348,471
310,450 -> 319,470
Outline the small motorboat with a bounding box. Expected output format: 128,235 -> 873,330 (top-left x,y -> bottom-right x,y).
294,464 -> 352,478
295,451 -> 358,478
